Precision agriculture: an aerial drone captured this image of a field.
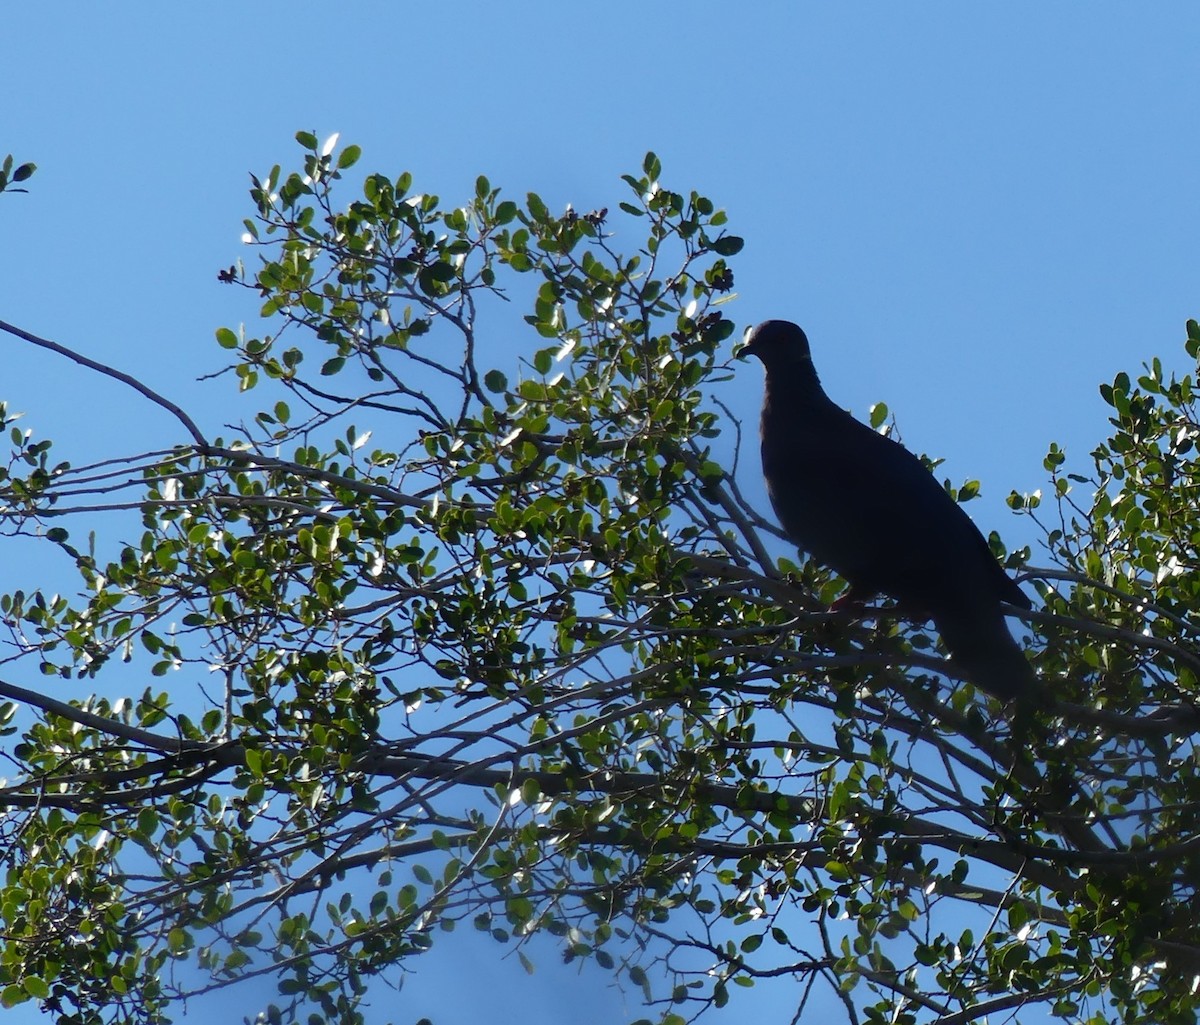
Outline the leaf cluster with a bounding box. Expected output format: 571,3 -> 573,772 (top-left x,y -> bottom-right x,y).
0,136 -> 1197,1025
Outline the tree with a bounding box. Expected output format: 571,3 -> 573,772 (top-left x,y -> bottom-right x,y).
0,134 -> 1199,1025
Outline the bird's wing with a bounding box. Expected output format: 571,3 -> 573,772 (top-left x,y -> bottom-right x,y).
777,414 -> 1029,610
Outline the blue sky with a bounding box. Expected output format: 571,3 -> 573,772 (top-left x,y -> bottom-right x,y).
2,4 -> 1199,1023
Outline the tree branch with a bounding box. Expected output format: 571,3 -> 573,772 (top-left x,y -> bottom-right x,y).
0,319 -> 209,451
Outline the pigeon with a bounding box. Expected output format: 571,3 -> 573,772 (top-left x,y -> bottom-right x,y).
741,319 -> 1037,701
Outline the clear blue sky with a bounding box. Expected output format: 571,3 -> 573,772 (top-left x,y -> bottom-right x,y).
2,4 -> 1199,1023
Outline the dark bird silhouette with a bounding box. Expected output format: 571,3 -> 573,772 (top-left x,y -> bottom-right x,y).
741,319 -> 1037,700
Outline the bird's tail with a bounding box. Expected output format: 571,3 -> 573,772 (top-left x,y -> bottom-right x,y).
933,607 -> 1038,701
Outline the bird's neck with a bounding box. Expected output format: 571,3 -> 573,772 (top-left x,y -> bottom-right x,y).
763,358 -> 836,413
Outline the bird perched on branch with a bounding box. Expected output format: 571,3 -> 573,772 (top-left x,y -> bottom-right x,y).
741,319 -> 1037,701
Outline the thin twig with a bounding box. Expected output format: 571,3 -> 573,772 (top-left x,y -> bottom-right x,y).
0,318 -> 209,450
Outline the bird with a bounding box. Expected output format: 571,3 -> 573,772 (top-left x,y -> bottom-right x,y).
740,319 -> 1038,701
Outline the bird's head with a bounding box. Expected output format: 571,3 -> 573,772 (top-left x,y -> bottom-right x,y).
738,320 -> 814,368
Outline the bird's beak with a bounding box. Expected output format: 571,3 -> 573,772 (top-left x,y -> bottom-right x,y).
736,331 -> 758,360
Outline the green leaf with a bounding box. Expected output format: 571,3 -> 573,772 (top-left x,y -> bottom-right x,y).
337,144 -> 362,169
424,261 -> 457,283
527,192 -> 549,222
215,327 -> 239,349
710,234 -> 744,256
21,977 -> 48,1000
